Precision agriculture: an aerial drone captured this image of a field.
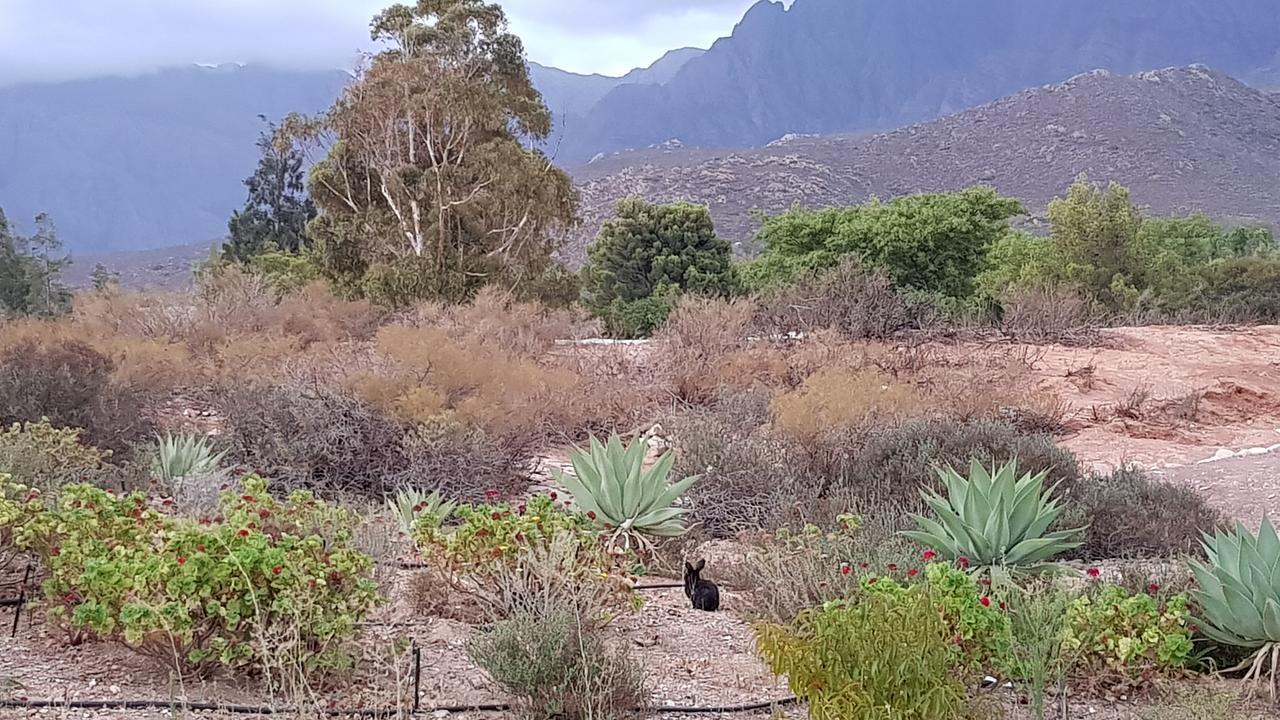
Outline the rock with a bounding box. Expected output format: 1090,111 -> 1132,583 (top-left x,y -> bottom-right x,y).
1198,448 -> 1236,463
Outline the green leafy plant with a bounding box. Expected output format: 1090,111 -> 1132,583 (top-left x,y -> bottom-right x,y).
1062,583 -> 1193,691
415,493 -> 636,615
14,476 -> 381,677
1190,516 -> 1280,702
756,589 -> 976,720
550,433 -> 698,555
0,419 -> 111,493
863,562 -> 1013,675
153,432 -> 226,483
903,459 -> 1085,574
385,486 -> 456,535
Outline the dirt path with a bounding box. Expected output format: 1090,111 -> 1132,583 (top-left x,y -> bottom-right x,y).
1157,453 -> 1280,525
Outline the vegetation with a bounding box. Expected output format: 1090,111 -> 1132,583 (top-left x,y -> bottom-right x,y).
550,433 -> 698,554
904,459 -> 1085,574
1191,517 -> 1280,700
1063,583 -> 1194,689
0,209 -> 71,318
223,124 -> 316,263
285,0 -> 577,306
584,197 -> 737,336
153,432 -> 225,483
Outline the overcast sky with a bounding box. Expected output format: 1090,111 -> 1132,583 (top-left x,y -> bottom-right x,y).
0,0 -> 779,86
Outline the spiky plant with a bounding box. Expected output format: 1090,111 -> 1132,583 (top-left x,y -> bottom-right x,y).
1190,516 -> 1280,703
902,459 -> 1084,574
385,487 -> 456,535
550,433 -> 698,554
154,433 -> 225,483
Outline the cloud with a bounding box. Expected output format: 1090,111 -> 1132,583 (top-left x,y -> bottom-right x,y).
0,0 -> 775,85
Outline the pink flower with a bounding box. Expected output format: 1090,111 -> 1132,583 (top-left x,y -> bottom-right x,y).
272,566 -> 283,576
980,597 -> 991,608
484,489 -> 499,501
176,556 -> 187,565
956,556 -> 971,569
841,564 -> 851,576
1148,583 -> 1160,593
907,568 -> 919,578
886,563 -> 899,571
1087,567 -> 1101,578
922,550 -> 938,561
587,511 -> 597,520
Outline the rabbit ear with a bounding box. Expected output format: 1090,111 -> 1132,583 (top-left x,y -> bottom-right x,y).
695,559 -> 706,572
684,561 -> 695,574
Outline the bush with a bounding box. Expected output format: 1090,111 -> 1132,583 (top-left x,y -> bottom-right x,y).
594,293 -> 678,339
215,382 -> 408,498
468,594 -> 646,720
1069,468 -> 1227,560
997,283 -> 1104,344
415,494 -> 636,616
1062,583 -> 1194,690
756,588 -> 977,720
0,420 -> 112,494
397,420 -> 536,503
751,259 -> 923,340
772,368 -> 925,440
654,295 -> 754,404
11,476 -> 381,677
0,335 -> 153,454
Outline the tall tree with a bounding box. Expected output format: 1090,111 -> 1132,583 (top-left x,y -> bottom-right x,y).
286,0 -> 578,304
0,208 -> 31,314
22,213 -> 72,316
223,121 -> 316,262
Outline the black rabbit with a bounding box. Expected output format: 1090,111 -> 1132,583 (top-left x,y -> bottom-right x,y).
683,559 -> 720,612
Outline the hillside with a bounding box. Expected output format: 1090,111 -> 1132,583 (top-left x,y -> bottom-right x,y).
568,66 -> 1280,261
560,0 -> 1280,162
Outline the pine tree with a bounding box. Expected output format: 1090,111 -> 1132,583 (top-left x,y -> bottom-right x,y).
21,213 -> 73,316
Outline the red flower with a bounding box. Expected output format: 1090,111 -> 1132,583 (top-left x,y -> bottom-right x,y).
887,563 -> 899,571
1148,583 -> 1160,593
841,564 -> 851,576
922,550 -> 938,561
412,503 -> 424,513
237,529 -> 250,538
956,556 -> 971,569
907,568 -> 919,578
859,562 -> 869,569
999,601 -> 1007,610
272,566 -> 283,575
199,517 -> 211,525
980,596 -> 991,608
515,532 -> 525,542
491,548 -> 504,558
196,544 -> 206,553
952,634 -> 964,645
491,511 -> 502,520
176,556 -> 187,565
517,504 -> 526,515
867,577 -> 878,585
50,546 -> 61,557
484,489 -> 499,500
308,579 -> 317,589
1188,623 -> 1199,633
259,510 -> 271,520
162,498 -> 174,507
242,495 -> 255,503
587,511 -> 597,520
549,492 -> 558,501
247,522 -> 257,530
1087,567 -> 1101,578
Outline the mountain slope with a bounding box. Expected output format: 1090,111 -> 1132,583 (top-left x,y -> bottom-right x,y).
0,64 -> 348,253
562,0 -> 1280,162
568,66 -> 1280,261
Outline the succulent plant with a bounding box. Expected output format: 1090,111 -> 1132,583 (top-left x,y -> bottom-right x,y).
1190,516 -> 1280,702
385,487 -> 456,535
902,459 -> 1084,573
154,432 -> 225,483
550,433 -> 697,553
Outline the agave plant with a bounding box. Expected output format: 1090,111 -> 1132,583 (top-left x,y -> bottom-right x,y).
385,487 -> 456,535
1190,517 -> 1280,702
902,459 -> 1084,573
550,433 -> 698,553
154,432 -> 226,483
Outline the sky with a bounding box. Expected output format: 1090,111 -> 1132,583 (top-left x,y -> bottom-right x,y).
0,0 -> 779,86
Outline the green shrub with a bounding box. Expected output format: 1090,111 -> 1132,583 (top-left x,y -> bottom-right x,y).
1062,583 -> 1194,690
903,459 -> 1085,574
756,588 -> 978,720
468,595 -> 646,720
743,185 -> 1024,299
594,293 -> 677,339
153,432 -> 225,483
0,420 -> 111,494
13,476 -> 381,677
862,562 -> 1013,675
1007,583 -> 1072,720
385,486 -> 455,535
415,494 -> 636,616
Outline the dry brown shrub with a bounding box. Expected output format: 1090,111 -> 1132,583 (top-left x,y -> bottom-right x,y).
269,283 -> 381,346
772,368 -> 927,439
74,290 -> 199,341
401,286 -> 596,360
194,264 -> 278,333
752,259 -> 921,340
653,295 -> 755,404
999,283 -> 1105,345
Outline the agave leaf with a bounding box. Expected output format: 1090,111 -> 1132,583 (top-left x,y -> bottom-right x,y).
651,473 -> 698,514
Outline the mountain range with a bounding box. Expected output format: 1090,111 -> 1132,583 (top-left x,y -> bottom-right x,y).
2,0 -> 1280,260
